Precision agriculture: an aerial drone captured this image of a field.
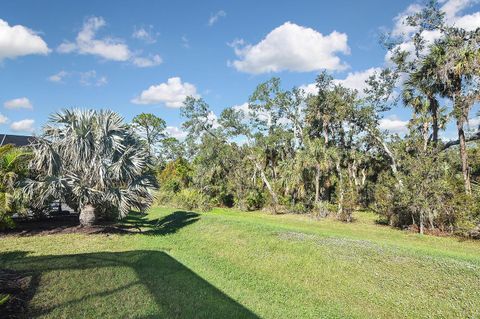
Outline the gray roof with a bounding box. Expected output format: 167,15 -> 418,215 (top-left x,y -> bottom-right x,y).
0,134 -> 35,147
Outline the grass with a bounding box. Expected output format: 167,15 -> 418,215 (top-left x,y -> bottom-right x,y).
1,207 -> 480,318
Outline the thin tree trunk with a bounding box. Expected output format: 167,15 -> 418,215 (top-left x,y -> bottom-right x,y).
457,119 -> 472,194
251,158 -> 279,213
315,164 -> 321,203
422,122 -> 429,152
361,168 -> 367,186
335,160 -> 344,216
429,96 -> 439,146
370,132 -> 403,187
428,210 -> 435,230
322,121 -> 329,145
419,210 -> 424,235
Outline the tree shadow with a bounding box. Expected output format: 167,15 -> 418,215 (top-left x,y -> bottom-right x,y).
0,250 -> 258,318
3,211 -> 200,237
118,211 -> 200,236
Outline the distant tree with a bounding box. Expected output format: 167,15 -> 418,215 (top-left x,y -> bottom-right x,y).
132,113 -> 167,158
160,137 -> 187,162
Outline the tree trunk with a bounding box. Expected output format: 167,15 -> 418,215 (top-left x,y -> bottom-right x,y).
419,210 -> 424,235
252,158 -> 279,213
457,119 -> 472,194
315,164 -> 321,203
368,128 -> 403,188
335,160 -> 344,216
361,168 -> 367,186
375,135 -> 403,187
322,121 -> 329,145
429,96 -> 439,146
79,204 -> 96,227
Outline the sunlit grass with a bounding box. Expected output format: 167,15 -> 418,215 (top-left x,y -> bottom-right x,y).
1,207 -> 480,318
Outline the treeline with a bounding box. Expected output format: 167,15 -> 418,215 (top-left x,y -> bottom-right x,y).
1,1 -> 479,237
146,2 -> 480,236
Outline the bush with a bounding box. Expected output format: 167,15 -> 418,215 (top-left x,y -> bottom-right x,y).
287,202 -> 310,214
154,189 -> 175,207
312,200 -> 336,219
173,188 -> 212,212
244,190 -> 265,211
217,192 -> 235,208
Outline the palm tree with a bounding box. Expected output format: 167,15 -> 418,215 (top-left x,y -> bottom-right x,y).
427,31 -> 480,194
402,66 -> 444,147
303,138 -> 331,204
25,109 -> 158,226
0,145 -> 30,228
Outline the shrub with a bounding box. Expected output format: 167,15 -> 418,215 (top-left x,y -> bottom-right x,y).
154,189 -> 175,207
312,200 -> 336,219
173,188 -> 212,212
288,202 -> 310,214
244,190 -> 265,211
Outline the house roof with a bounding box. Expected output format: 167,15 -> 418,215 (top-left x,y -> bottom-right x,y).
0,134 -> 35,147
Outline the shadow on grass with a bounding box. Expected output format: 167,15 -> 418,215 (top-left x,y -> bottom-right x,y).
0,250 -> 258,318
118,211 -> 200,236
2,211 -> 201,237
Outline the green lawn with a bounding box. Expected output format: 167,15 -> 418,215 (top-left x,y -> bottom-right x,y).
1,207 -> 480,318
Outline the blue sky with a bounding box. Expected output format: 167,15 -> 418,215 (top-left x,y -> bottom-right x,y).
1,0 -> 479,138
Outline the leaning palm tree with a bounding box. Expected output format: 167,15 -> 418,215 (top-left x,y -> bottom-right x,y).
25,109 -> 158,226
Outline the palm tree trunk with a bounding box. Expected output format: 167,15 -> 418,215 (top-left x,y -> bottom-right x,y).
429,96 -> 439,145
79,204 -> 96,227
457,119 -> 472,194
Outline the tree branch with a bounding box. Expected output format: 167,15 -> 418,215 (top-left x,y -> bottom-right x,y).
440,131 -> 480,151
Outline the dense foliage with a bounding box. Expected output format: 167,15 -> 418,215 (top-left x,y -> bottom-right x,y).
0,145 -> 30,229
144,2 -> 480,236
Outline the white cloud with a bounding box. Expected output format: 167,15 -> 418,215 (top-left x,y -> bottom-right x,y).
57,16 -> 131,61
441,0 -> 480,30
132,54 -> 162,67
132,77 -> 199,108
10,119 -> 34,132
208,10 -> 226,26
300,67 -> 381,97
48,70 -> 68,82
232,102 -> 291,127
181,35 -> 190,48
391,3 -> 423,38
58,17 -> 162,68
132,26 -> 157,44
0,19 -> 50,61
379,116 -> 408,133
299,83 -> 318,96
467,116 -> 480,129
387,0 -> 480,62
4,97 -> 33,110
0,113 -> 8,124
206,111 -> 220,129
334,67 -> 382,96
165,126 -> 188,139
230,22 -> 350,74
79,70 -> 108,86
233,102 -> 269,122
